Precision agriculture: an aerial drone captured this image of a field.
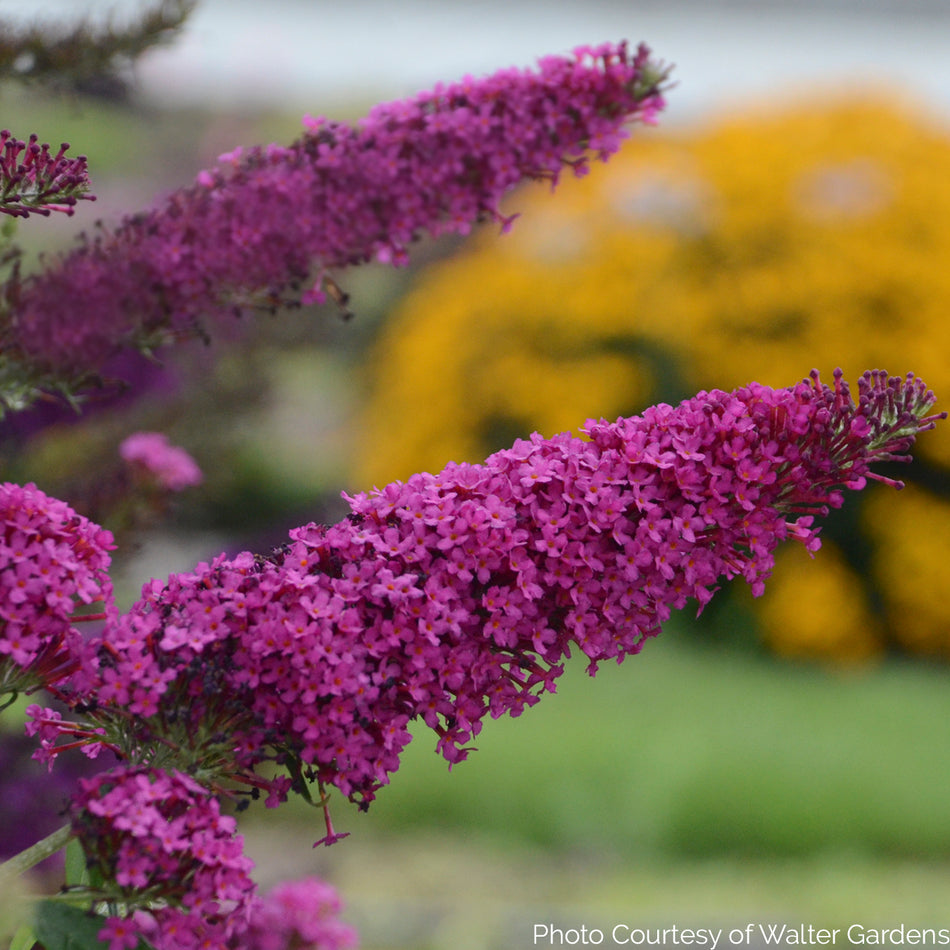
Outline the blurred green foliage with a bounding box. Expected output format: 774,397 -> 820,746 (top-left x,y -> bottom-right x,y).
326,629 -> 950,861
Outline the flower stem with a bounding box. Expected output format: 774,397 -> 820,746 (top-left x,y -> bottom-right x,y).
0,823 -> 74,883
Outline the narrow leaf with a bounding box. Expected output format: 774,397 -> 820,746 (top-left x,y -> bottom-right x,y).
9,923 -> 37,950
64,839 -> 88,887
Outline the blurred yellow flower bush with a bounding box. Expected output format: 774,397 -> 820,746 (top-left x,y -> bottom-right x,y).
754,542 -> 883,663
865,485 -> 950,658
356,93 -> 950,661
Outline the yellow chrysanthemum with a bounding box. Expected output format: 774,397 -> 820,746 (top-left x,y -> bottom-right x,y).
865,485 -> 950,658
756,542 -> 883,664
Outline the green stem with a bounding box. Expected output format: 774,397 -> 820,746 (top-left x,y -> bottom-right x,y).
0,823 -> 74,883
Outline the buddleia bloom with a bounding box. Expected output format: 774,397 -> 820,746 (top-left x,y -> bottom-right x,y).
120,431 -> 203,492
239,878 -> 358,950
69,764 -> 356,950
0,482 -> 114,704
71,766 -> 257,950
6,41 -> 668,390
38,370 -> 940,823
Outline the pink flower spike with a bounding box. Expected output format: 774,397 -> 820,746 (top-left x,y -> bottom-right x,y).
8,42 -> 670,390
87,369 -> 941,815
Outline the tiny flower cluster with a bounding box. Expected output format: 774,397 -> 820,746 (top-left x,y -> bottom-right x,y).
54,370 -> 939,816
120,431 -> 203,491
0,130 -> 93,218
0,482 -> 113,701
9,42 -> 667,378
71,766 -> 357,950
240,877 -> 359,950
72,766 -> 256,950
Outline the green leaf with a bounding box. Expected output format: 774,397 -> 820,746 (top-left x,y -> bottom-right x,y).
32,902 -> 109,950
9,923 -> 37,950
63,840 -> 88,888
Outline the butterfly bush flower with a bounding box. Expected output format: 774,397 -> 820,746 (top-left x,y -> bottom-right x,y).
70,767 -> 355,950
120,431 -> 203,491
0,482 -> 114,703
0,130 -> 93,218
43,370 -> 940,821
240,878 -> 358,950
7,41 -> 667,382
71,765 -> 256,950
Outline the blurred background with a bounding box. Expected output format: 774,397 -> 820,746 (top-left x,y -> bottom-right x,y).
3,1 -> 950,947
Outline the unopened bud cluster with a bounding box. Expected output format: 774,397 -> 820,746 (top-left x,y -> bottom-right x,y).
0,130 -> 93,219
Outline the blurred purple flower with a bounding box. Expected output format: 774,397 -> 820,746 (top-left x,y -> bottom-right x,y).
7,42 -> 667,386
120,431 -> 202,492
0,728 -> 104,870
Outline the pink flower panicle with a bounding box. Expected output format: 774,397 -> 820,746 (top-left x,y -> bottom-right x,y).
71,766 -> 257,950
0,130 -> 93,218
120,431 -> 203,491
74,769 -> 355,950
74,371 -> 941,817
0,482 -> 114,701
92,871 -> 357,950
240,878 -> 358,950
9,41 -> 668,377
